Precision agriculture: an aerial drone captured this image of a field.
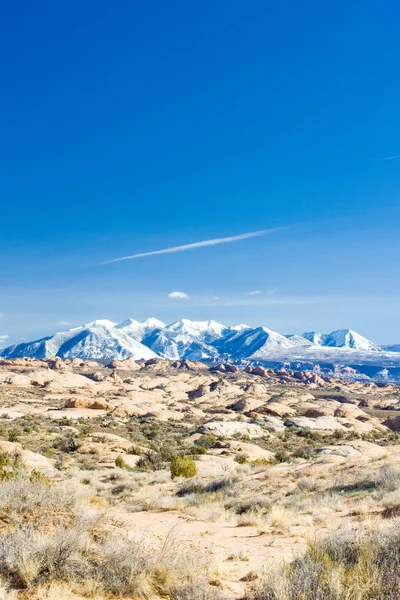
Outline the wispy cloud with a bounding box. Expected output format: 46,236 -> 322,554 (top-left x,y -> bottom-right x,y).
0,335 -> 9,341
102,228 -> 285,264
168,291 -> 189,299
57,321 -> 70,326
246,290 -> 261,295
370,154 -> 400,162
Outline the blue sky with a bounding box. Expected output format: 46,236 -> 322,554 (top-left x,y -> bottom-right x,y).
1,0 -> 400,345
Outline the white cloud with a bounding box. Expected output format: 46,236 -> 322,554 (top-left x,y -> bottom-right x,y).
247,290 -> 261,295
371,154 -> 400,161
0,335 -> 9,341
57,321 -> 70,326
102,227 -> 286,264
168,291 -> 190,299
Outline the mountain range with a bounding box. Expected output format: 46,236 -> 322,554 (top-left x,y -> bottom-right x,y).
2,319 -> 399,378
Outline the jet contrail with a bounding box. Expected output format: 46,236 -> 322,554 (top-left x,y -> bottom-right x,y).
370,154 -> 400,162
102,227 -> 285,264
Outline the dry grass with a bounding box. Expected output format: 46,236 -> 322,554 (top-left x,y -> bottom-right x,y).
250,525 -> 400,600
0,472 -> 215,599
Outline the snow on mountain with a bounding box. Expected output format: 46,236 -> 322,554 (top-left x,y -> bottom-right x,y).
115,317 -> 165,341
165,319 -> 227,342
84,319 -> 117,328
1,323 -> 156,361
302,331 -> 328,345
381,344 -> 400,353
285,334 -> 314,346
214,326 -> 295,359
227,324 -> 250,332
142,319 -> 222,360
323,329 -> 381,352
141,329 -> 219,361
0,317 -> 387,366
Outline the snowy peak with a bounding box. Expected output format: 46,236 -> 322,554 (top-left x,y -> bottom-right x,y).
214,325 -> 295,360
1,322 -> 156,361
84,319 -> 117,329
324,329 -> 381,352
116,317 -> 165,340
1,317 -> 384,362
165,319 -> 227,342
141,317 -> 165,330
302,331 -> 328,346
285,334 -> 314,346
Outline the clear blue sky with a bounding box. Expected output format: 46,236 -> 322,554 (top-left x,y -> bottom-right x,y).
1,0 -> 400,345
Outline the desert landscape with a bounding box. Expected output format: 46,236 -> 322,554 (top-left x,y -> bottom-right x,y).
0,355 -> 400,598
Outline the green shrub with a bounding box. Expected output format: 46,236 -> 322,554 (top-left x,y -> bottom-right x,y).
7,428 -> 21,443
170,456 -> 197,480
53,433 -> 81,453
0,451 -> 25,481
115,455 -> 126,469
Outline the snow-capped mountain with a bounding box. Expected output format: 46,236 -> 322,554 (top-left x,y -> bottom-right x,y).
2,318 -> 395,374
115,317 -> 165,340
381,344 -> 400,353
285,334 -> 314,346
302,331 -> 328,345
213,326 -> 295,360
1,322 -> 156,361
323,329 -> 381,352
164,319 -> 227,342
141,319 -> 224,360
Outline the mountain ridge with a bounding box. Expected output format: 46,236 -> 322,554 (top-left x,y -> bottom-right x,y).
1,318 -> 398,366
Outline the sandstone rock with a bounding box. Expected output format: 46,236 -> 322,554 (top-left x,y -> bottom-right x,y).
106,357 -> 140,371
383,416 -> 400,432
258,402 -> 296,418
199,421 -> 265,439
64,398 -> 112,410
285,416 -> 346,431
188,384 -> 209,400
47,357 -> 67,370
90,371 -> 105,382
228,396 -> 265,413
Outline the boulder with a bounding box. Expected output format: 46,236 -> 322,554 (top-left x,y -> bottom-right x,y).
285,416 -> 346,431
64,398 -> 112,410
383,416 -> 400,432
199,421 -> 265,439
106,357 -> 140,371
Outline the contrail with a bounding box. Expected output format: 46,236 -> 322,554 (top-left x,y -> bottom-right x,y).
102,227 -> 285,264
370,154 -> 400,162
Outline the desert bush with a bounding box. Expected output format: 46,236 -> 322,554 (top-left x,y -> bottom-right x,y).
0,451 -> 25,481
136,449 -> 165,471
0,475 -> 89,527
177,475 -> 238,497
53,433 -> 81,453
170,456 -> 197,480
0,472 -> 211,597
196,434 -> 218,449
375,465 -> 400,492
249,527 -> 400,600
115,455 -> 126,469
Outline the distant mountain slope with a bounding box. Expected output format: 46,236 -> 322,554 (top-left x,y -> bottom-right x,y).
381,344 -> 400,353
1,318 -> 388,368
115,317 -> 165,340
302,331 -> 328,345
323,329 -> 381,351
1,323 -> 156,361
213,326 -> 295,359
